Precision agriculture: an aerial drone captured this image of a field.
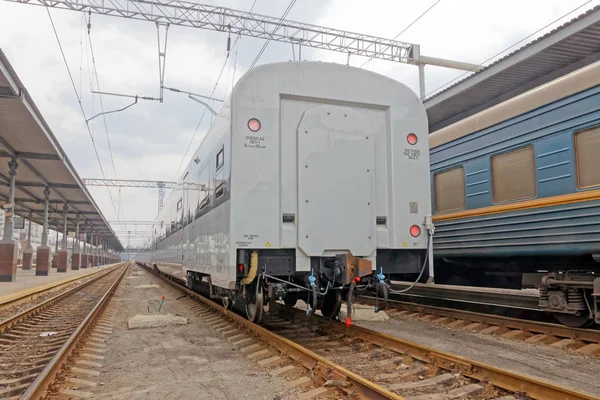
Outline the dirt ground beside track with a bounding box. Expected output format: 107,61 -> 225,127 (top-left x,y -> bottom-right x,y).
356,315 -> 600,396
86,267 -> 291,400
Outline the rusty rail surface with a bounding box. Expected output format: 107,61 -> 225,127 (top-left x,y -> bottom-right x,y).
279,305 -> 600,400
142,264 -> 402,399
20,263 -> 128,400
359,295 -> 600,343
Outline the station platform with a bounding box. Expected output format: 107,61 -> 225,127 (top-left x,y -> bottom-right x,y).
0,264 -> 117,304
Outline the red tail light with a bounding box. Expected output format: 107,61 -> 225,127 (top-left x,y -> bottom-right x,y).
407,133 -> 418,145
248,118 -> 261,132
410,225 -> 421,237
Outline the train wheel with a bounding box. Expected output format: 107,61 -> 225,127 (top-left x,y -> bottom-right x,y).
245,283 -> 264,324
320,290 -> 342,319
553,313 -> 594,328
284,297 -> 297,308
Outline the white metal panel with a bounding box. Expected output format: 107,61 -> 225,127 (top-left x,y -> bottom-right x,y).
279,99 -> 389,251
297,105 -> 375,257
232,62 -> 430,255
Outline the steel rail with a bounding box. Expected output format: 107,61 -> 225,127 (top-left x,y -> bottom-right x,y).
278,305 -> 600,400
146,263 -> 599,400
142,264 -> 403,400
21,264 -> 129,399
0,264 -> 121,333
0,265 -> 121,314
359,295 -> 600,343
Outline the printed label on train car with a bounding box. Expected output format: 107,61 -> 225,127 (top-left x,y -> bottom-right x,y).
403,148 -> 420,160
244,136 -> 266,149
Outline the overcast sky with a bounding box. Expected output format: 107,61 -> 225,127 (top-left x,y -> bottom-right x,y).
0,0 -> 597,248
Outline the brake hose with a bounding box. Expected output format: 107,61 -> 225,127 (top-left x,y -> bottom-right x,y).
388,230 -> 432,294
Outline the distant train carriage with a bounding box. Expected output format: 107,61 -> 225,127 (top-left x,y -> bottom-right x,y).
139,61 -> 433,323
429,61 -> 600,327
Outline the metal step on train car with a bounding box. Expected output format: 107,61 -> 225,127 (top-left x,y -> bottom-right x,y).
429,61 -> 600,327
137,61 -> 434,323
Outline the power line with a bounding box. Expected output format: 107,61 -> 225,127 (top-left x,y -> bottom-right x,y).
172,0 -> 260,181
424,0 -> 593,98
85,11 -> 119,183
360,0 -> 442,68
171,51 -> 231,181
45,6 -> 119,217
249,0 -> 298,69
393,0 -> 442,41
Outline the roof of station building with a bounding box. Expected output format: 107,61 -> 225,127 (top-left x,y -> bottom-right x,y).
0,49 -> 123,251
425,5 -> 600,132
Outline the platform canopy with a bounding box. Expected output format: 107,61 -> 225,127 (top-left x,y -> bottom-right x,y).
0,49 -> 123,252
425,5 -> 600,132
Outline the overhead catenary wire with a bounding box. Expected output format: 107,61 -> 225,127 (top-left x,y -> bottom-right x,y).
79,13 -> 84,99
249,0 -> 298,69
172,0 -> 260,181
45,6 -> 119,217
359,0 -> 442,69
171,48 -> 233,181
424,0 -> 593,98
85,11 -> 119,183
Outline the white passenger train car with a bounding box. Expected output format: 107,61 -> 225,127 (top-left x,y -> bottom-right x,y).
142,61 -> 432,322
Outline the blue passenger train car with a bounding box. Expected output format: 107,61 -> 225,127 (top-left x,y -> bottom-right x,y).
429,61 -> 600,326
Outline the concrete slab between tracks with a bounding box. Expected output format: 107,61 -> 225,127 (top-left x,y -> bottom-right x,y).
127,313 -> 188,329
134,284 -> 160,289
295,300 -> 390,322
0,264 -> 117,304
338,303 -> 389,321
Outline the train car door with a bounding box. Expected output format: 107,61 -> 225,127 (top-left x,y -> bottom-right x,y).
297,104 -> 376,258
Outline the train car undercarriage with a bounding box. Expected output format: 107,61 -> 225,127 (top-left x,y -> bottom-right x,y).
532,271 -> 600,327
434,256 -> 600,327
185,250 -> 392,324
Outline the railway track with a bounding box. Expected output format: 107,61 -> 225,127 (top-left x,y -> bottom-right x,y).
358,295 -> 600,356
0,267 -> 118,322
143,264 -> 599,400
0,263 -> 128,399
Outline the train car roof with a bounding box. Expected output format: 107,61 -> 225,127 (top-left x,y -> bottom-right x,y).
233,60 -> 421,101
425,5 -> 600,133
429,60 -> 600,149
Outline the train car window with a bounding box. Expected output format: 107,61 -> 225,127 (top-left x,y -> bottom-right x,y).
199,196 -> 210,211
434,167 -> 465,212
215,182 -> 225,199
575,126 -> 600,188
491,146 -> 536,203
216,147 -> 224,170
